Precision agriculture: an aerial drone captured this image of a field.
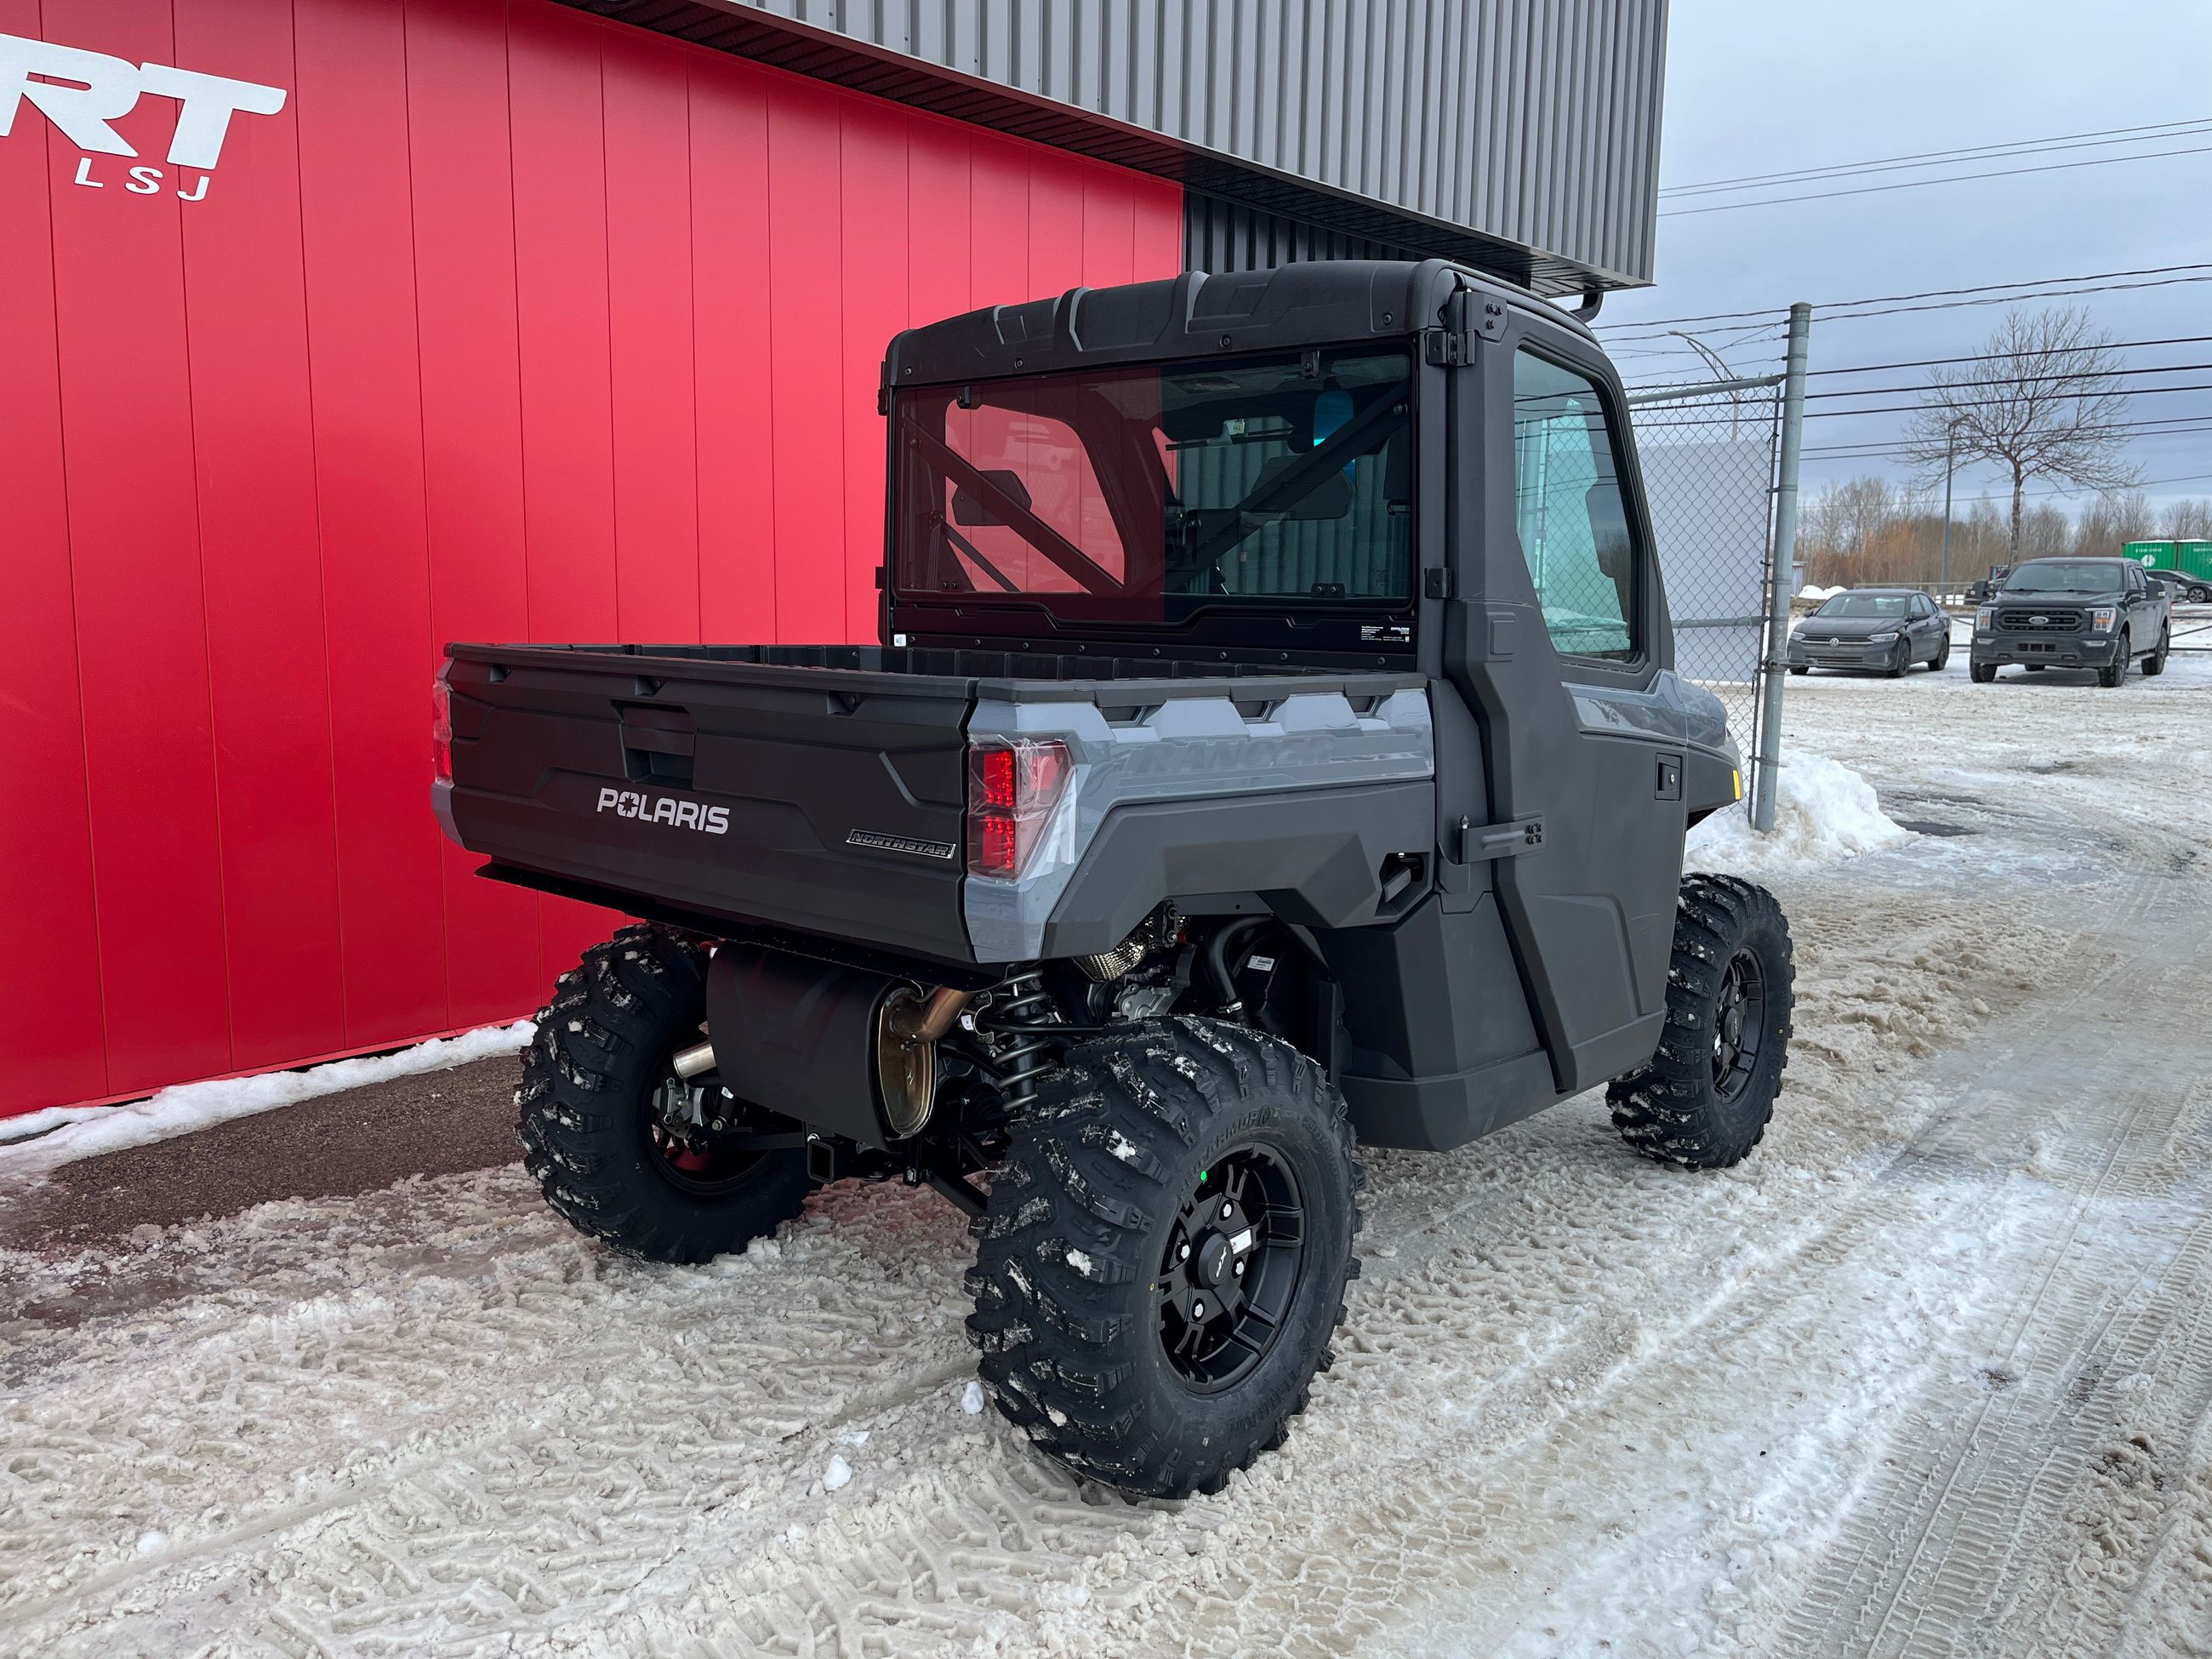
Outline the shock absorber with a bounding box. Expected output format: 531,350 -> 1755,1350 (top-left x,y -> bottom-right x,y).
988,969 -> 1058,1106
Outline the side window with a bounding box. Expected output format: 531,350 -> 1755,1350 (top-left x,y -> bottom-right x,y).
1512,351 -> 1639,662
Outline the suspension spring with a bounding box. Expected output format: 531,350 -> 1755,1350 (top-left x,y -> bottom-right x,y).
989,969 -> 1058,1104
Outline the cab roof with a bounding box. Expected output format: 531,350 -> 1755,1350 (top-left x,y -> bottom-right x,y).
881,259 -> 1592,393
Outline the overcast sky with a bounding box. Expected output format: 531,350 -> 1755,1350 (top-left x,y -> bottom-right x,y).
1596,0 -> 2212,516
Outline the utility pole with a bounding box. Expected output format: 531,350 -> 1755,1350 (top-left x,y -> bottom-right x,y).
1752,302 -> 1811,835
1939,416 -> 1963,598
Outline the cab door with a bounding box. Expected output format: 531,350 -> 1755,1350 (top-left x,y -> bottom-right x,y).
2126,566 -> 2158,650
1913,593 -> 1942,661
1444,321 -> 1688,1093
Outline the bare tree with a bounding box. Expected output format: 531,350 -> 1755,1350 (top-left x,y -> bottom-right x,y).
1904,306 -> 2140,556
2168,498 -> 2212,539
2073,489 -> 2157,556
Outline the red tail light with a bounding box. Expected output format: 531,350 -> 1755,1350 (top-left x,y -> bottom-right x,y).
432,675 -> 453,784
966,738 -> 1070,877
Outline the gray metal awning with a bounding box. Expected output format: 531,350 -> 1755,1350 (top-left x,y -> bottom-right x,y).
553,0 -> 1663,296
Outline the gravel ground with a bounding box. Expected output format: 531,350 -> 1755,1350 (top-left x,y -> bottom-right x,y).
2,648 -> 2210,1656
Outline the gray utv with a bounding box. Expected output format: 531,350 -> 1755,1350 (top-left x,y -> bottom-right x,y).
434,259 -> 1794,1499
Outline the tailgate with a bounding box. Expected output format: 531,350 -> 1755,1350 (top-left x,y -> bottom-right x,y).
440,647 -> 973,963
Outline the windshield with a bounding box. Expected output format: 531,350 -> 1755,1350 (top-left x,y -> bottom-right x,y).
1815,593 -> 1911,619
2001,561 -> 2120,594
892,348 -> 1413,624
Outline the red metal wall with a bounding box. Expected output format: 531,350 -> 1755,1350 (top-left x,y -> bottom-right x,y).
0,0 -> 1183,1118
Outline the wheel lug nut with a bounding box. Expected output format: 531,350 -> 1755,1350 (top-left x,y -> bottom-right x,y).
1179,1243 -> 1190,1260
1234,1261 -> 1244,1275
1220,1202 -> 1232,1218
1193,1299 -> 1206,1318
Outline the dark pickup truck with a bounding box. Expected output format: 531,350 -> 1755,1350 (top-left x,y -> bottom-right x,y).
434,260 -> 1795,1498
1970,556 -> 2171,686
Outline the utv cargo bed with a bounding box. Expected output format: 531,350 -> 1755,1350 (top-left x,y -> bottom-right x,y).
437,643 -> 1431,971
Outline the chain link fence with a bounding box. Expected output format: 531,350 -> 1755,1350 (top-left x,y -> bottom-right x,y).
1629,380 -> 1785,798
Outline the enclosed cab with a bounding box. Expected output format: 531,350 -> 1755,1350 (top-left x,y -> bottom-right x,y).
436,260 -> 1794,1497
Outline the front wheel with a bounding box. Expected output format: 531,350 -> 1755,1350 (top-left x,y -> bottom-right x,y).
966,1020 -> 1362,1498
1970,662 -> 1998,684
516,926 -> 812,1263
2098,632 -> 2130,688
1609,875 -> 1795,1169
1884,641 -> 1910,679
1788,664 -> 1810,676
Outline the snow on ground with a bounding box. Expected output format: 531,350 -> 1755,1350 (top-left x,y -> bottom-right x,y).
0,1023 -> 533,1173
1688,750 -> 1911,874
4,656 -> 2212,1656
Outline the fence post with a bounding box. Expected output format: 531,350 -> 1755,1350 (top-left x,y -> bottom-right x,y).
1751,302 -> 1811,833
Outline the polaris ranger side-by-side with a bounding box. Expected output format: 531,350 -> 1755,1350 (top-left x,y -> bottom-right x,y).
433,260 -> 1796,1499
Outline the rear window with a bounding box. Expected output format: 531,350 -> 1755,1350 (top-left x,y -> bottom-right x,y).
892,348 -> 1414,625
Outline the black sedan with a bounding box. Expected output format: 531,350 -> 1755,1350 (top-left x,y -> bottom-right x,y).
1787,588 -> 1953,676
2146,567 -> 2212,604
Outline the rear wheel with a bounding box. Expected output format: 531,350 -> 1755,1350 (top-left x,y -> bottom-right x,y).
1609,875 -> 1794,1169
516,926 -> 812,1263
2144,625 -> 2170,676
1930,636 -> 1952,671
966,1019 -> 1362,1498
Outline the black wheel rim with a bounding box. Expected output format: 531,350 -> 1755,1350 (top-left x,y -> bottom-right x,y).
643,1063 -> 771,1195
1711,947 -> 1768,1104
1156,1144 -> 1306,1394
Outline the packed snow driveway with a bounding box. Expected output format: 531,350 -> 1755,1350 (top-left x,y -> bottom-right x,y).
4,663 -> 2212,1656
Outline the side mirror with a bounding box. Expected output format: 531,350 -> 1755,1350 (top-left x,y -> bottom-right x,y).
1586,483 -> 1633,583
1250,454 -> 1353,520
952,469 -> 1034,527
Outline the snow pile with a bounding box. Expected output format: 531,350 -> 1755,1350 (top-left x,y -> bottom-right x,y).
1799,584 -> 1842,602
0,1020 -> 533,1173
1688,750 -> 1910,874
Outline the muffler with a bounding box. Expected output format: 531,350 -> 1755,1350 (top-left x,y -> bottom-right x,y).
703,946 -> 966,1147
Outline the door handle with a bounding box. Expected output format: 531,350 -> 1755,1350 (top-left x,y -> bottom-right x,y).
1453,814 -> 1546,864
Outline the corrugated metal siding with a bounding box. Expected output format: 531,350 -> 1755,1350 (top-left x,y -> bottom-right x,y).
1183,189 -> 1416,272
733,0 -> 1667,286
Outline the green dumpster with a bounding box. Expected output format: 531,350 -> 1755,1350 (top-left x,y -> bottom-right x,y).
2182,541 -> 2212,581
2125,539 -> 2179,569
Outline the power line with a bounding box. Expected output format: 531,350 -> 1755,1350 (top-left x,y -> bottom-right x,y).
1802,420 -> 2212,460
1626,332 -> 2212,390
1658,141 -> 2212,218
1799,334 -> 2212,380
1802,360 -> 2212,402
1797,408 -> 2212,449
1663,117 -> 2212,197
1802,381 -> 2212,421
1596,261 -> 2212,333
1605,272 -> 2212,348
1661,117 -> 2212,202
1783,273 -> 2212,324
2015,469 -> 2212,498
